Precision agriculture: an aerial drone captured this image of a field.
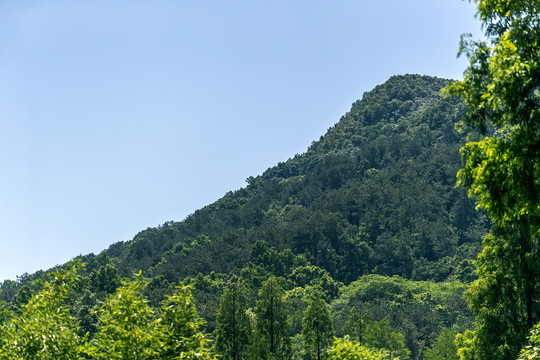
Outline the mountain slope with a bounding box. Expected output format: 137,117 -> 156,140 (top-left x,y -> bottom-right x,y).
86,74 -> 486,284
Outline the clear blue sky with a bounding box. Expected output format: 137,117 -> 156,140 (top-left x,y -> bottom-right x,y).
0,1 -> 482,282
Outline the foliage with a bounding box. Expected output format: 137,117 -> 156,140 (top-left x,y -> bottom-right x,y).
332,275 -> 470,358
444,1 -> 540,359
0,261 -> 83,360
327,336 -> 388,360
423,328 -> 459,360
84,272 -> 161,359
518,322 -> 540,360
302,289 -> 334,360
253,276 -> 292,359
215,278 -> 252,360
85,273 -> 215,360
158,284 -> 215,360
444,0 -> 540,228
362,319 -> 411,359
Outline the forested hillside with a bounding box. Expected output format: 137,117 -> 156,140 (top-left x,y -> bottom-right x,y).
96,74 -> 485,284
0,74 -> 486,359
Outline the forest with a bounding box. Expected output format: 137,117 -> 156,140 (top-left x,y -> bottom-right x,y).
0,0 -> 539,359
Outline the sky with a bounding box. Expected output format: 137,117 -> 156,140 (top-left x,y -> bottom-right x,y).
0,1 -> 483,282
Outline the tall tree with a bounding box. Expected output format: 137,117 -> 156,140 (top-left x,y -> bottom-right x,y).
215,278 -> 251,360
302,289 -> 334,360
253,276 -> 291,359
444,1 -> 540,359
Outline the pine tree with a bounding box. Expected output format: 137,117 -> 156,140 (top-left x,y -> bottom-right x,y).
302,289 -> 333,360
215,278 -> 251,360
253,276 -> 291,359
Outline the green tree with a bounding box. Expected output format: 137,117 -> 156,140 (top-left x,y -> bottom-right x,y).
456,224 -> 538,360
0,300 -> 10,325
362,319 -> 410,360
327,336 -> 387,360
253,276 -> 292,359
518,322 -> 540,360
302,289 -> 334,360
158,284 -> 215,360
444,1 -> 540,359
215,278 -> 251,360
84,273 -> 161,360
424,328 -> 459,360
342,307 -> 368,343
10,285 -> 32,314
0,261 -> 83,360
89,263 -> 121,296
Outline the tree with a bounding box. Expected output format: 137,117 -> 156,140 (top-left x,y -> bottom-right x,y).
302,289 -> 334,360
327,336 -> 387,360
423,328 -> 459,360
362,319 -> 410,359
89,263 -> 121,296
253,276 -> 292,359
342,307 -> 368,343
445,0 -> 540,225
215,277 -> 251,360
446,0 -> 540,359
158,284 -> 215,360
84,273 -> 161,360
518,322 -> 540,360
456,224 -> 538,360
444,1 -> 540,359
0,261 -> 83,360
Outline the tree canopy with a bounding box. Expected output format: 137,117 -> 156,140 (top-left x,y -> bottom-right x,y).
444,1 -> 540,359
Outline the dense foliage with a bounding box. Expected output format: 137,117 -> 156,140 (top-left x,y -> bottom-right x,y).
444,0 -> 540,359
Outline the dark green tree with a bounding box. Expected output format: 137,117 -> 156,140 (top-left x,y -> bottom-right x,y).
10,285 -> 32,314
444,1 -> 540,359
215,278 -> 251,360
90,263 -> 121,296
253,276 -> 292,359
302,289 -> 334,360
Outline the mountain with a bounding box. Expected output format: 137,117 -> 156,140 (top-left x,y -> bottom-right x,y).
0,74 -> 486,359
77,74 -> 485,284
